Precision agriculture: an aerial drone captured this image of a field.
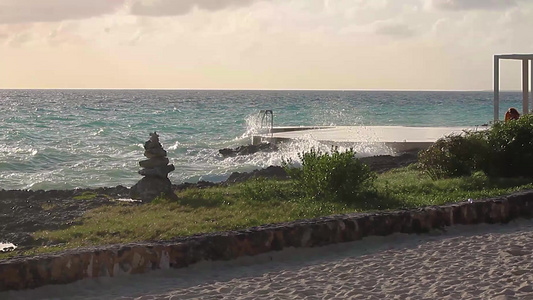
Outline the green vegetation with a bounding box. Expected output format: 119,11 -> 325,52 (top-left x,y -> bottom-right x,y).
4,136 -> 533,259
419,114 -> 533,179
10,164 -> 529,258
375,168 -> 532,207
484,115 -> 533,177
283,147 -> 375,202
418,132 -> 488,179
73,192 -> 98,201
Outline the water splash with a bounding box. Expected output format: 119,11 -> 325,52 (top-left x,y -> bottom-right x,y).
176,133 -> 396,184
237,112 -> 272,141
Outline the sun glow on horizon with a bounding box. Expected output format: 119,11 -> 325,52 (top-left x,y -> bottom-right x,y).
1,0 -> 532,90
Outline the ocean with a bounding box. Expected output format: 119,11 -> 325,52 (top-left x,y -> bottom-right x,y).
0,89 -> 523,191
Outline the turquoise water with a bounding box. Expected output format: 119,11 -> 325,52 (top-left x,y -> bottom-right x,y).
0,89 -> 523,190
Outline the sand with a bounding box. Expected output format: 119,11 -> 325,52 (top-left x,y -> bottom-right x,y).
4,219 -> 533,300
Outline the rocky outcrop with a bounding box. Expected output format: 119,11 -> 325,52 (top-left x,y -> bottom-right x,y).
2,191 -> 533,291
219,143 -> 278,158
130,132 -> 178,202
0,186 -> 129,249
226,166 -> 289,183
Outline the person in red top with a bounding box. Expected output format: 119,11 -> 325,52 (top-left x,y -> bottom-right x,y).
504,107 -> 520,122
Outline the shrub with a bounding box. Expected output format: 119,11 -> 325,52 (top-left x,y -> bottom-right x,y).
419,114 -> 533,179
418,131 -> 489,179
484,114 -> 533,177
282,147 -> 375,202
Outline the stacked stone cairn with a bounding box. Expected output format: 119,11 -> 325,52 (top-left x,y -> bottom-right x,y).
130,132 -> 178,202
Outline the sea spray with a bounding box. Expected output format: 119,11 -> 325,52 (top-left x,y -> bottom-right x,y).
237,111 -> 271,142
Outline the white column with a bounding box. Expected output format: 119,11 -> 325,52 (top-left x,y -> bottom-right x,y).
530,59 -> 533,115
494,56 -> 499,122
522,59 -> 529,114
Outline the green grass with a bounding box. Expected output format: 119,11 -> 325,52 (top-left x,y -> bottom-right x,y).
374,167 -> 533,207
4,167 -> 533,259
73,192 -> 98,200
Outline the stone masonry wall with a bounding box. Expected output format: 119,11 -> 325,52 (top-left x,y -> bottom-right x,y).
1,190 -> 533,291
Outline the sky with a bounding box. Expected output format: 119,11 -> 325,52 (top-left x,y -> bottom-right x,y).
0,0 -> 532,90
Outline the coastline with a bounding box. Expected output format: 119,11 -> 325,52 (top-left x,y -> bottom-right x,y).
3,148 -> 533,293
0,152 -> 418,251
1,89 -> 512,191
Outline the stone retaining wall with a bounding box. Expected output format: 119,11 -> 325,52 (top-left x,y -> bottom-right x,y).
1,190 -> 533,291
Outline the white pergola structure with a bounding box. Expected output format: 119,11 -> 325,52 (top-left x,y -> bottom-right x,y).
494,54 -> 533,122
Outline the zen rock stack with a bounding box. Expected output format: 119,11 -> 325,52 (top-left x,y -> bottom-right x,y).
130,132 -> 178,202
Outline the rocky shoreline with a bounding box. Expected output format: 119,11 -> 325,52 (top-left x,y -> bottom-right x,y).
0,187 -> 130,251
0,152 -> 418,252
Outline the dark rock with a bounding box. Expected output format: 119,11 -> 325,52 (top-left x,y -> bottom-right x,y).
226,166 -> 289,183
196,180 -> 218,188
172,181 -> 221,191
144,148 -> 167,158
142,132 -> 168,158
139,157 -> 169,168
219,143 -> 278,158
130,177 -> 178,203
131,132 -> 176,202
144,141 -> 162,150
138,164 -> 175,178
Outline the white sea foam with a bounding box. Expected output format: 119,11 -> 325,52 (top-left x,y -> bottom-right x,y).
167,141 -> 180,150
0,145 -> 39,157
175,134 -> 396,184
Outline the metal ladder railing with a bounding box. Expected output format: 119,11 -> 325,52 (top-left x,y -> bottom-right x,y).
259,110 -> 273,137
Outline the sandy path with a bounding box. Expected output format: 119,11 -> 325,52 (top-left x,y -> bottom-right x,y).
4,219 -> 533,300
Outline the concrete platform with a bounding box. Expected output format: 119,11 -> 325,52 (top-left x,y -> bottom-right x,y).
253,126 -> 486,152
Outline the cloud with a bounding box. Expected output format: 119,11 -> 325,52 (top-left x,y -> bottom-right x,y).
428,0 -> 517,11
374,20 -> 415,38
130,0 -> 261,16
5,32 -> 32,46
0,0 -> 125,24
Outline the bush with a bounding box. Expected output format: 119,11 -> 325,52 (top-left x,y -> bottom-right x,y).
484,114 -> 533,177
418,131 -> 489,179
282,147 -> 376,202
419,114 -> 533,179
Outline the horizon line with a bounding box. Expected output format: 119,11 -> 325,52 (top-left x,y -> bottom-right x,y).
0,88 -> 506,92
